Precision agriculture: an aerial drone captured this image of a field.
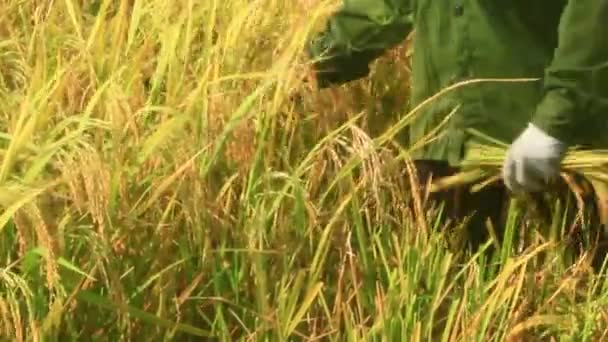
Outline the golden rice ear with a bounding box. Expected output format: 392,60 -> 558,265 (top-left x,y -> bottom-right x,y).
559,172 -> 586,225
588,178 -> 608,228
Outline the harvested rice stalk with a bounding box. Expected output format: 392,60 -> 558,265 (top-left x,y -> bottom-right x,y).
428,132 -> 608,232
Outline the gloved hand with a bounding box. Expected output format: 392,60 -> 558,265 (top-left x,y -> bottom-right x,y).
502,123 -> 567,193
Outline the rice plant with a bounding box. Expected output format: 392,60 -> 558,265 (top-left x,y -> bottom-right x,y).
1,0 -> 607,341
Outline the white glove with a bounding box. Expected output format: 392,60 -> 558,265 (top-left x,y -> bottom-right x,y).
502,123 -> 566,193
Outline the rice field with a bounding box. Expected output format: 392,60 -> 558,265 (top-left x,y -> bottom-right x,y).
1,0 -> 608,341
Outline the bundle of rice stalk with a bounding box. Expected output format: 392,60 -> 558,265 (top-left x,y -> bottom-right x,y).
428,130 -> 608,226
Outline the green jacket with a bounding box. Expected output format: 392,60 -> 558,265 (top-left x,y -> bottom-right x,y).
308,0 -> 608,165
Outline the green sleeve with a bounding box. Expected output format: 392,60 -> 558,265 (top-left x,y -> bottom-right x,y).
307,0 -> 415,88
531,0 -> 608,145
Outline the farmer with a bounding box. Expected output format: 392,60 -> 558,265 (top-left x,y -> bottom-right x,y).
306,1 -> 608,263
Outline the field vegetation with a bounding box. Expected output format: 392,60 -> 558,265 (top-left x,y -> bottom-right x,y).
1,0 -> 608,340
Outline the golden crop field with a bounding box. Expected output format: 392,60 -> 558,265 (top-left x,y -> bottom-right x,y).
1,0 -> 607,340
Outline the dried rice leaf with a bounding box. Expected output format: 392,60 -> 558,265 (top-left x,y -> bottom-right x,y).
428,168 -> 487,193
